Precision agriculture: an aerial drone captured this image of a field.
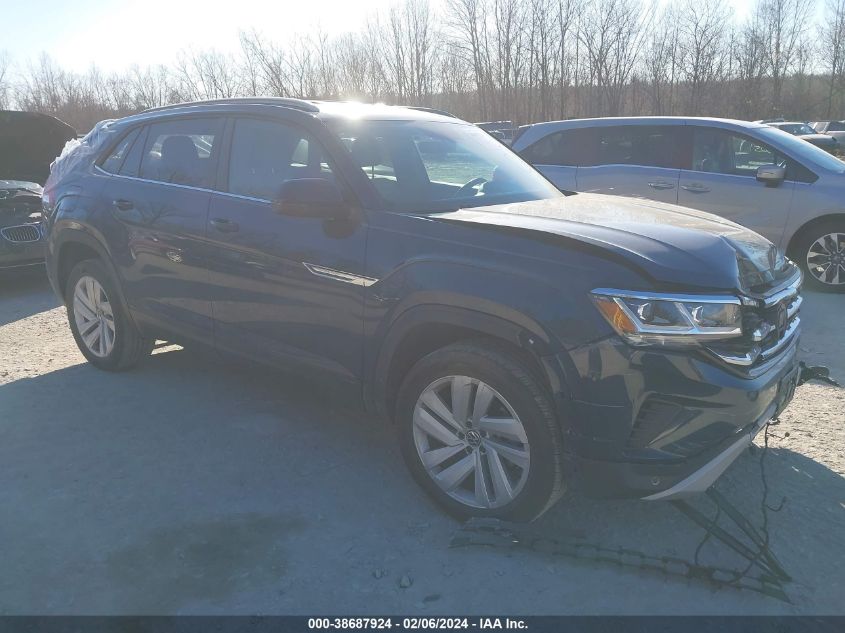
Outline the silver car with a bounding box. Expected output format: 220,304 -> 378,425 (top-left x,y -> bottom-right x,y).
812,120 -> 845,144
513,117 -> 845,291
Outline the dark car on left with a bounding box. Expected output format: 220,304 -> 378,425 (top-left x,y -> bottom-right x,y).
0,110 -> 76,270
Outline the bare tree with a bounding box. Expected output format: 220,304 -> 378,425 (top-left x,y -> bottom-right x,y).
0,51 -> 11,109
756,0 -> 814,115
2,0 -> 838,131
822,0 -> 845,117
644,4 -> 680,115
676,0 -> 732,115
578,0 -> 654,116
445,0 -> 493,118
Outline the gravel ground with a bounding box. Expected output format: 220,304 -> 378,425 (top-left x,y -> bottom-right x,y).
0,270 -> 843,615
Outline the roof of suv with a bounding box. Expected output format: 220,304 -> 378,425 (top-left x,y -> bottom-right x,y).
128,98 -> 463,126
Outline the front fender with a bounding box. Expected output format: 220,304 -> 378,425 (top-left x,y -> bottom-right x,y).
363,259 -> 598,421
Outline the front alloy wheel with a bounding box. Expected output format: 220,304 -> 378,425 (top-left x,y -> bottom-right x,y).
412,375 -> 530,509
806,232 -> 845,287
397,342 -> 566,521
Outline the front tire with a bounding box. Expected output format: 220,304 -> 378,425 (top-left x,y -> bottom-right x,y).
65,259 -> 153,370
396,341 -> 566,522
790,221 -> 845,292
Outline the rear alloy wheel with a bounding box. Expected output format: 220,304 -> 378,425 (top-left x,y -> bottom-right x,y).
397,342 -> 566,522
72,275 -> 116,358
65,259 -> 153,370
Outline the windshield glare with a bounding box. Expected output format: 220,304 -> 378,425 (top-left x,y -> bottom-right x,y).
332,120 -> 562,212
759,126 -> 845,173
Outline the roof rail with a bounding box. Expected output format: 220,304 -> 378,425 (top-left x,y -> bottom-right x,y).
406,106 -> 458,119
142,97 -> 320,114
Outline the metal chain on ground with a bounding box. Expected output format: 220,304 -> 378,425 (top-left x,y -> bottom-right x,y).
450,426 -> 793,603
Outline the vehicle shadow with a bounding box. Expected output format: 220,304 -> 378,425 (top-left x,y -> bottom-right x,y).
0,345 -> 842,613
0,267 -> 58,327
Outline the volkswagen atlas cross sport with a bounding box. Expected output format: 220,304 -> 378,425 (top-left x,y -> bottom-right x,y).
512,116 -> 845,291
43,99 -> 802,521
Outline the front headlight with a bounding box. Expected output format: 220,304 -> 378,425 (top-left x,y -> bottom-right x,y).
591,288 -> 742,347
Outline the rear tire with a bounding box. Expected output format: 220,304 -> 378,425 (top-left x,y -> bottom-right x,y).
396,341 -> 566,522
65,259 -> 153,370
789,220 -> 845,292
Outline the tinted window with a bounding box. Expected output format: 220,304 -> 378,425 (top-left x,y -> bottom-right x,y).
139,118 -> 222,188
227,118 -> 335,201
99,128 -> 140,174
828,122 -> 845,132
691,128 -> 787,177
594,125 -> 680,168
519,129 -> 585,166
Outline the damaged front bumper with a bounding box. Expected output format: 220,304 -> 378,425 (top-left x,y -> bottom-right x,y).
552,330 -> 801,500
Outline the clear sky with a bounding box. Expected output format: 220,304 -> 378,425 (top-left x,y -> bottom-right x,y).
0,0 -> 796,74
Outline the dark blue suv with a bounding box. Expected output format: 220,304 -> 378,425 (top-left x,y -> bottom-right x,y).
43,99 -> 802,521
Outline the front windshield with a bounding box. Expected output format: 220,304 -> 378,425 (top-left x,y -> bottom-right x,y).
331,120 -> 562,212
758,126 -> 845,173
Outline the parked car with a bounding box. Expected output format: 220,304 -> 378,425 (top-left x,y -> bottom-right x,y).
476,121 -> 516,144
811,120 -> 845,144
765,121 -> 838,153
0,111 -> 76,270
44,99 -> 801,520
513,116 -> 845,291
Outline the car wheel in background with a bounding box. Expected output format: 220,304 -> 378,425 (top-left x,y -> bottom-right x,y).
396,341 -> 566,522
65,259 -> 153,370
790,220 -> 845,292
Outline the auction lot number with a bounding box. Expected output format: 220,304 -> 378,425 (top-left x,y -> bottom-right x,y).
309,618 -> 527,630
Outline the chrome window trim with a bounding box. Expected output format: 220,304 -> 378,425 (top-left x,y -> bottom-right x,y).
93,165 -> 273,204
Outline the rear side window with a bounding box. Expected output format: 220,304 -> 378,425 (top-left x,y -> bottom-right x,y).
519,129 -> 586,166
99,128 -> 141,174
227,118 -> 335,201
139,118 -> 222,188
593,125 -> 681,168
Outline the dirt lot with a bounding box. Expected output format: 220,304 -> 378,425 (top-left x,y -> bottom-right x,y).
1,270 -> 843,615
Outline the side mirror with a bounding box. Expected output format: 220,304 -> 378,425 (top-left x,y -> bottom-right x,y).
756,164 -> 786,187
272,178 -> 348,219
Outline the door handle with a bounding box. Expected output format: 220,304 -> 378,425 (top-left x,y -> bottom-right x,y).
112,198 -> 134,211
210,217 -> 239,233
648,181 -> 675,190
681,183 -> 710,193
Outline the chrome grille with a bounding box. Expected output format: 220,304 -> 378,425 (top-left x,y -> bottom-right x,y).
1,224 -> 42,243
707,272 -> 801,369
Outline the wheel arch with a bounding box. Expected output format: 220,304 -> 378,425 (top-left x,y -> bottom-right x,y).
52,229 -> 117,302
786,212 -> 845,257
367,304 -> 568,423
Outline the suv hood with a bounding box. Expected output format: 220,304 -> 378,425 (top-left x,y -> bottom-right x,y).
0,111 -> 77,185
434,194 -> 786,292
